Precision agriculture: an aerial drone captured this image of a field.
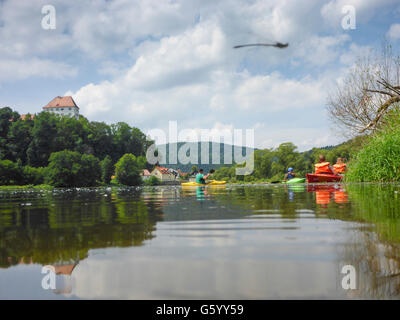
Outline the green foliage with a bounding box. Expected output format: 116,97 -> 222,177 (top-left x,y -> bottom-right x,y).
45,150 -> 101,187
0,160 -> 22,185
144,175 -> 161,186
346,110 -> 400,182
0,107 -> 152,168
100,155 -> 114,184
214,139 -> 364,183
115,153 -> 142,186
22,166 -> 44,185
7,115 -> 34,164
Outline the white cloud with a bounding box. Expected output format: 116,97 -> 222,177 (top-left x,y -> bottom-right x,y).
321,0 -> 397,28
387,24 -> 400,41
68,19 -> 333,150
2,0 -> 397,148
0,58 -> 77,83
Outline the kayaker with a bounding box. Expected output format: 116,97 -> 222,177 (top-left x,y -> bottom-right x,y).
195,169 -> 211,185
284,167 -> 296,181
333,157 -> 347,174
314,155 -> 338,175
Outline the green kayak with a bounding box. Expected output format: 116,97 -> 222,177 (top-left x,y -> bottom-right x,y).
282,177 -> 306,184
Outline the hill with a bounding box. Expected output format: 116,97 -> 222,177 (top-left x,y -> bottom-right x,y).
155,142 -> 255,173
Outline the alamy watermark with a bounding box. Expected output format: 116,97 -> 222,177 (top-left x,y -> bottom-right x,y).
146,121 -> 254,175
341,264 -> 356,290
341,5 -> 356,30
41,5 -> 56,30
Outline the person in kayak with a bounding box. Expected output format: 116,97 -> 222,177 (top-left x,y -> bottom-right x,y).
314,155 -> 338,175
284,167 -> 296,181
333,157 -> 347,174
195,169 -> 212,184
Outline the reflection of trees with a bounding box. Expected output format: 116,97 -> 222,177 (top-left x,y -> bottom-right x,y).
339,184 -> 400,298
340,230 -> 400,298
0,189 -> 164,268
345,184 -> 400,243
210,185 -> 315,218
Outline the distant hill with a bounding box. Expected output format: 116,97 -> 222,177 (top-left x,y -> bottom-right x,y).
155,142 -> 255,173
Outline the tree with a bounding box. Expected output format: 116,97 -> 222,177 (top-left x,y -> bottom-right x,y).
100,155 -> 114,184
115,153 -> 142,186
0,159 -> 22,185
0,107 -> 20,160
27,112 -> 59,167
88,121 -> 113,160
7,115 -> 34,164
327,42 -> 400,135
45,150 -> 100,187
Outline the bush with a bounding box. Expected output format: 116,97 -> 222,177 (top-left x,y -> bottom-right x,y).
45,150 -> 101,187
23,166 -> 44,185
0,160 -> 22,185
115,153 -> 142,186
144,175 -> 161,186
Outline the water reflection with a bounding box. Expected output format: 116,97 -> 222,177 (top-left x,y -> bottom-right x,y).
0,184 -> 400,299
0,188 -> 164,269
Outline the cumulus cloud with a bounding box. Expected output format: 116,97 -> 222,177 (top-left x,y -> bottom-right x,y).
387,24 -> 400,41
1,0 -> 397,148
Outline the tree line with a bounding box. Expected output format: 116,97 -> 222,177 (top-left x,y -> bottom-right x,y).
213,139 -> 364,182
0,107 -> 154,186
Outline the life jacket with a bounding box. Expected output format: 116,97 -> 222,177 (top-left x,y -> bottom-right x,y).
333,163 -> 347,173
287,172 -> 295,179
314,162 -> 333,174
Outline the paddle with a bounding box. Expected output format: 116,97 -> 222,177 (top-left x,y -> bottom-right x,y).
270,181 -> 281,184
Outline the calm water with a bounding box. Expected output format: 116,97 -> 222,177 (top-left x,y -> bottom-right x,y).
1,183 -> 400,299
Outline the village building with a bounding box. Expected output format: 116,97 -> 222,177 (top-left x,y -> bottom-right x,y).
43,96 -> 79,119
140,169 -> 151,181
150,166 -> 176,181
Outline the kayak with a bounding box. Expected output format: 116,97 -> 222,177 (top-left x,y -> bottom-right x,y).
306,173 -> 343,183
181,180 -> 227,186
282,177 -> 306,184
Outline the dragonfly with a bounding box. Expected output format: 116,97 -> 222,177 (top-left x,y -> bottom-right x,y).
233,42 -> 289,49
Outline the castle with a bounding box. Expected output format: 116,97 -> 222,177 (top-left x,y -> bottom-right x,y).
43,96 -> 79,119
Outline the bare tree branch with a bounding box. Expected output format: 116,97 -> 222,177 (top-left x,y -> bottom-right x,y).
327,41 -> 400,135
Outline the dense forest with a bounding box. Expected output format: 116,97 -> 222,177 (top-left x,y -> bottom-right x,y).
0,107 -> 153,186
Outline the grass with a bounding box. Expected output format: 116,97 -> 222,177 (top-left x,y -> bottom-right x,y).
0,184 -> 54,190
346,117 -> 400,182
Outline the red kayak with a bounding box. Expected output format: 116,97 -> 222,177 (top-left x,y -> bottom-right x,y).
306,173 -> 343,183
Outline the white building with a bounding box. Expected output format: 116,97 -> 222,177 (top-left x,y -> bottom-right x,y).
43,96 -> 79,119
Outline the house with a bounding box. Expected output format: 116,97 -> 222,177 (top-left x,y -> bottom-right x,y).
150,166 -> 176,181
140,169 -> 151,181
43,96 -> 79,119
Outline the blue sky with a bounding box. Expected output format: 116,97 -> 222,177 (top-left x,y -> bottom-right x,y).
0,0 -> 399,150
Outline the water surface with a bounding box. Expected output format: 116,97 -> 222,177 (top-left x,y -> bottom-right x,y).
1,183 -> 400,299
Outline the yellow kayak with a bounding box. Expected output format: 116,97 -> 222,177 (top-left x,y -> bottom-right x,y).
181,180 -> 227,186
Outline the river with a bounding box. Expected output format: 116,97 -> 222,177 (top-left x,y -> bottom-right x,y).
0,183 -> 399,299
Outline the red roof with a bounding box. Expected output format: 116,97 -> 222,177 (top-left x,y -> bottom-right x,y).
43,96 -> 79,109
155,166 -> 170,174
